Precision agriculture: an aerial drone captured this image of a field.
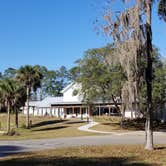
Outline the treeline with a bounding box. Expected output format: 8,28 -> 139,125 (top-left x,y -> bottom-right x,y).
0,65 -> 71,100
71,45 -> 166,119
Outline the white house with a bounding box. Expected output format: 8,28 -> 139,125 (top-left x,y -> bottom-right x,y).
23,82 -> 139,119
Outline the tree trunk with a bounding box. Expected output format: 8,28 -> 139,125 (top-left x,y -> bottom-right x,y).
87,105 -> 92,123
15,108 -> 18,128
145,0 -> 153,150
7,104 -> 10,134
111,95 -> 120,113
120,103 -> 126,128
26,86 -> 30,128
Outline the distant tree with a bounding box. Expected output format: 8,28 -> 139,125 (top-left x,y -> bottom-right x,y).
44,70 -> 58,96
139,47 -> 166,117
33,66 -> 70,99
56,66 -> 70,95
0,72 -> 3,80
16,65 -> 43,128
3,68 -> 17,79
151,47 -> 166,119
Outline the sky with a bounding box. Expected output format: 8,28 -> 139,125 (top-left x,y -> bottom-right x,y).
0,0 -> 165,72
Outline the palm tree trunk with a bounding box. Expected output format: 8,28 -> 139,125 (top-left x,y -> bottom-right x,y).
26,86 -> 30,128
7,104 -> 10,134
145,0 -> 153,150
15,108 -> 18,128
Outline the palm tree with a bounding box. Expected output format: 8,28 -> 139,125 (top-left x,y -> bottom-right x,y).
0,79 -> 18,133
16,65 -> 43,128
13,85 -> 26,128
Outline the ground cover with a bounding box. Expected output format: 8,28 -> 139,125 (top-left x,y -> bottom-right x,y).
0,114 -> 96,140
92,116 -> 166,133
0,145 -> 166,166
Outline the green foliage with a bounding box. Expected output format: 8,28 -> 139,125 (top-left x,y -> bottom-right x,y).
0,65 -> 71,101
158,0 -> 166,22
20,123 -> 27,129
152,59 -> 166,110
139,47 -> 166,114
34,65 -> 70,99
70,46 -> 126,104
0,79 -> 26,110
3,68 -> 17,79
17,65 -> 43,93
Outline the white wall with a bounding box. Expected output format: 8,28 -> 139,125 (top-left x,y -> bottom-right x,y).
63,83 -> 82,102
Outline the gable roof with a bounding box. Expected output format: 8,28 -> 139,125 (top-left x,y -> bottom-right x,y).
61,82 -> 75,93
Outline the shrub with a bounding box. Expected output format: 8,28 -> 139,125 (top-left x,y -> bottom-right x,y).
20,123 -> 27,129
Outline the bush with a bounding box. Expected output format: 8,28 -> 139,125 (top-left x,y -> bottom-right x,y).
20,123 -> 27,129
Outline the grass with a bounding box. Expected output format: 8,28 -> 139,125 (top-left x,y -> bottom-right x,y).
92,116 -> 128,132
0,113 -> 96,140
92,116 -> 166,133
0,145 -> 166,165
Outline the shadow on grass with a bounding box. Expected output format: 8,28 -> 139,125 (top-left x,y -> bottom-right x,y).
32,126 -> 69,132
154,123 -> 166,132
31,119 -> 67,128
0,156 -> 154,166
122,118 -> 166,132
155,146 -> 166,150
115,118 -> 145,131
0,146 -> 24,157
65,121 -> 85,125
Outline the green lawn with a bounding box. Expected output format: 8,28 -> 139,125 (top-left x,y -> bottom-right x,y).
0,114 -> 96,140
0,145 -> 166,166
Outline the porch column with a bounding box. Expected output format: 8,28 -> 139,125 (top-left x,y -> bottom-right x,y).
99,105 -> 101,116
50,107 -> 53,116
37,107 -> 39,115
33,107 -> 35,116
72,107 -> 74,115
80,106 -> 83,120
63,106 -> 67,119
109,106 -> 111,116
42,108 -> 43,116
58,107 -> 60,118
